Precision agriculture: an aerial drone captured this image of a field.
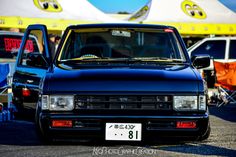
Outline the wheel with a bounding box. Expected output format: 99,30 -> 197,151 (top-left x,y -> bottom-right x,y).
35,103 -> 53,144
198,124 -> 211,141
12,96 -> 36,121
12,97 -> 24,119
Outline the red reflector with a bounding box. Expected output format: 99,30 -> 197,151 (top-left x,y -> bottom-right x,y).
176,121 -> 197,129
164,29 -> 174,33
22,88 -> 31,97
52,120 -> 73,128
0,104 -> 3,112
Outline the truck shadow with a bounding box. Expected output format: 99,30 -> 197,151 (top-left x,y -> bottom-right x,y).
0,121 -> 235,156
153,142 -> 236,157
0,121 -> 190,146
0,121 -> 41,146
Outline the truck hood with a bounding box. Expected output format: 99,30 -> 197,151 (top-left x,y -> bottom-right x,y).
43,65 -> 203,94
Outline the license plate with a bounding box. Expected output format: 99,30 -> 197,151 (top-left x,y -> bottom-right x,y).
105,123 -> 142,141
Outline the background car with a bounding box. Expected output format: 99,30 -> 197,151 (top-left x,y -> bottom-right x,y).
0,31 -> 39,58
188,37 -> 236,87
0,30 -> 40,115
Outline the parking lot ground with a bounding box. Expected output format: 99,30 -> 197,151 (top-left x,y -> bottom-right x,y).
0,104 -> 236,157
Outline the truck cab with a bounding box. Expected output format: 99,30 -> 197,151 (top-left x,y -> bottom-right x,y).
12,24 -> 210,142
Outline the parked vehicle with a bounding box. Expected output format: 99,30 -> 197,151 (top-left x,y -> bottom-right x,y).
0,31 -> 39,59
12,24 -> 210,142
0,31 -> 39,106
188,37 -> 236,87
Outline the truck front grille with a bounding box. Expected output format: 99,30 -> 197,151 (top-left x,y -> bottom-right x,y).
74,95 -> 172,110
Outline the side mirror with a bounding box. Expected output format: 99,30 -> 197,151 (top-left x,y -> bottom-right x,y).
26,52 -> 49,69
191,55 -> 210,69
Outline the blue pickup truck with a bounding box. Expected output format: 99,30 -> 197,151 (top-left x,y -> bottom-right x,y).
12,24 -> 210,143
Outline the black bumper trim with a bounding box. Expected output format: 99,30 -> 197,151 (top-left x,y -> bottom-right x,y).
39,113 -> 209,141
45,114 -> 209,120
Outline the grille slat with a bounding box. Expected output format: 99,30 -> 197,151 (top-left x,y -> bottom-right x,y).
75,95 -> 172,110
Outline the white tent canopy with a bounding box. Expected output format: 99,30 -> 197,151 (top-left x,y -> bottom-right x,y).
128,0 -> 236,35
0,0 -> 121,30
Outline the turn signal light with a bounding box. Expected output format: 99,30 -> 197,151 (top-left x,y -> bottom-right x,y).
51,120 -> 73,128
22,88 -> 31,97
176,121 -> 197,129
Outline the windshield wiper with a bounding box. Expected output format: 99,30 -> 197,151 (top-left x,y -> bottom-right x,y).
59,57 -> 142,63
133,57 -> 186,63
58,57 -> 186,65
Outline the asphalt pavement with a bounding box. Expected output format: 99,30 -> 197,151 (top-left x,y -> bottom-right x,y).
0,104 -> 236,157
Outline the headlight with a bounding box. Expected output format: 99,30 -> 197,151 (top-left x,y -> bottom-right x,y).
41,95 -> 74,111
174,96 -> 198,111
174,95 -> 207,111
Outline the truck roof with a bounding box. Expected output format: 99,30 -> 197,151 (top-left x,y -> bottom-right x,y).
67,23 -> 176,30
201,36 -> 236,40
0,31 -> 24,36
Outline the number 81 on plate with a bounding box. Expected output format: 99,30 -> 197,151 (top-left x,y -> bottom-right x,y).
105,123 -> 142,141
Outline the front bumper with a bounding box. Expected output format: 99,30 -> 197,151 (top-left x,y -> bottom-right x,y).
39,113 -> 209,141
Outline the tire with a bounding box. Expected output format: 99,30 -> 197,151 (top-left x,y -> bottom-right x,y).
12,97 -> 24,119
35,103 -> 53,144
13,97 -> 36,121
198,124 -> 211,141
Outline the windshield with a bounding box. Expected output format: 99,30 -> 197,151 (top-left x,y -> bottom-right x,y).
59,28 -> 186,64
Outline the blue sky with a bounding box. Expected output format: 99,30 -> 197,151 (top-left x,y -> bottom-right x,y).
88,0 -> 236,13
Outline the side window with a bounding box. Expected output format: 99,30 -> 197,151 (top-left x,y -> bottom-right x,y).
191,40 -> 226,59
229,40 -> 236,59
19,30 -> 43,66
